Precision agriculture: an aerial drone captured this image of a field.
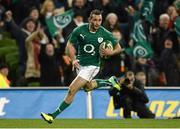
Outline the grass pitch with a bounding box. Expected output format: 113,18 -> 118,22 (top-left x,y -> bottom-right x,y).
0,119 -> 180,128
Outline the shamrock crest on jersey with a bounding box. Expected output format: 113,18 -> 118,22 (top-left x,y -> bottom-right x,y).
98,37 -> 103,43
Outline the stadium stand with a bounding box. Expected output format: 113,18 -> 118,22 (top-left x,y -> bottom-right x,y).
0,0 -> 180,87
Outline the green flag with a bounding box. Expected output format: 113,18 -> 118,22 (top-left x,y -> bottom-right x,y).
126,19 -> 153,58
131,20 -> 147,43
125,41 -> 153,58
141,0 -> 155,24
46,10 -> 74,37
174,17 -> 180,36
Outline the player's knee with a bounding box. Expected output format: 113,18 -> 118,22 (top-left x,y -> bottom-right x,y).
89,80 -> 97,89
91,80 -> 97,86
83,87 -> 91,92
68,87 -> 77,96
83,81 -> 97,92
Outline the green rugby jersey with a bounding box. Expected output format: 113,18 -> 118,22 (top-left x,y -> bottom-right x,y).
69,23 -> 117,66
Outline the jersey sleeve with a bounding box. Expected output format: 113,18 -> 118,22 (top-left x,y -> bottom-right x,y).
69,27 -> 79,44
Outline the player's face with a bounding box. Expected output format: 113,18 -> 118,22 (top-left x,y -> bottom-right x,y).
89,14 -> 102,31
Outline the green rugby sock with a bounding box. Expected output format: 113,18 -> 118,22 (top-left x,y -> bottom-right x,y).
95,79 -> 112,88
51,101 -> 70,118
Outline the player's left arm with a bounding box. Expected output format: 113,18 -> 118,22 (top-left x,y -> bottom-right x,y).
101,42 -> 122,56
111,43 -> 122,56
105,32 -> 122,56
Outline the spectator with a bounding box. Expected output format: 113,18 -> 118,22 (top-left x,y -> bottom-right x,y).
93,0 -> 117,21
5,11 -> 37,85
167,5 -> 179,29
40,0 -> 56,25
151,13 -> 170,57
159,38 -> 180,86
40,0 -> 63,41
154,0 -> 173,26
103,13 -> 120,32
63,11 -> 84,42
19,6 -> 40,35
25,27 -> 45,85
0,63 -> 10,88
10,0 -> 41,24
112,29 -> 126,48
113,0 -> 137,23
72,0 -> 93,22
28,7 -> 40,22
132,57 -> 158,86
39,35 -> 62,86
167,5 -> 176,20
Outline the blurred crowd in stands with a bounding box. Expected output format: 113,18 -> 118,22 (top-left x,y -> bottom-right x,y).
0,0 -> 180,87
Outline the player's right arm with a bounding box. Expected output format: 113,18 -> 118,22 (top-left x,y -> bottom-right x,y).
65,41 -> 80,71
65,26 -> 81,70
65,41 -> 76,61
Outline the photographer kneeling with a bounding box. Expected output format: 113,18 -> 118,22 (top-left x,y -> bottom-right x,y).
109,71 -> 155,118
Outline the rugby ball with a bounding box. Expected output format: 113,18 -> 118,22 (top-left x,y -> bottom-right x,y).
99,40 -> 113,59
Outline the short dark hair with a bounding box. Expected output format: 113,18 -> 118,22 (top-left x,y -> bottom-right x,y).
20,17 -> 36,29
89,9 -> 102,19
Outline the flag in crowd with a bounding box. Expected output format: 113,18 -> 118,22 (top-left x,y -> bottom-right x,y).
125,20 -> 153,58
140,0 -> 155,24
125,41 -> 153,58
46,9 -> 74,37
124,0 -> 155,58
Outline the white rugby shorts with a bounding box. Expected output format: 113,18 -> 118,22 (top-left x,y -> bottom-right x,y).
76,65 -> 100,81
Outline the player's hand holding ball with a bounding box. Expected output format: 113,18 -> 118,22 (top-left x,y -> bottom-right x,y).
99,40 -> 113,59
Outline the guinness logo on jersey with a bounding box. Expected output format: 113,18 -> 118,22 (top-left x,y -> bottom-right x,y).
98,37 -> 103,43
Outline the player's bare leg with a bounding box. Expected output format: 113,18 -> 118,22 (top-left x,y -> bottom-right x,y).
41,76 -> 88,123
65,76 -> 88,103
52,76 -> 87,117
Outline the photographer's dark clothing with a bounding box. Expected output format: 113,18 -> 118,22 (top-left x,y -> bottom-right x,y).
109,80 -> 155,118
